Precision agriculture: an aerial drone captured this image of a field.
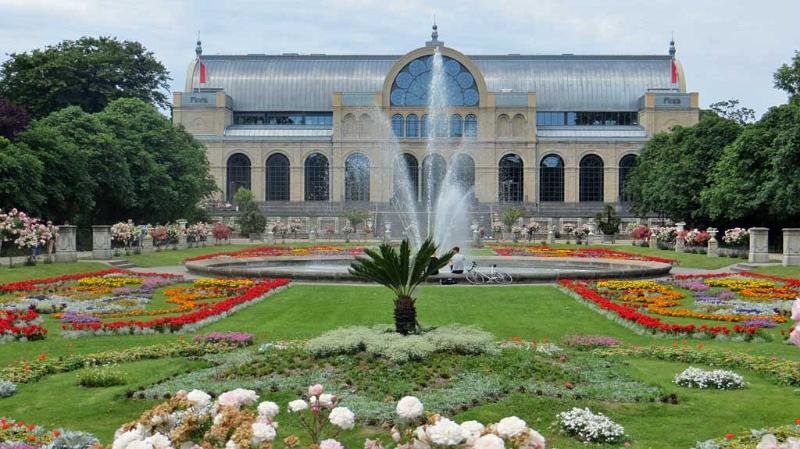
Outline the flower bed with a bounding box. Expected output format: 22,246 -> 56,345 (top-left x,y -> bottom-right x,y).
193,331 -> 254,347
0,310 -> 46,343
693,422 -> 800,449
554,407 -> 626,444
491,245 -> 676,264
0,418 -> 97,449
674,367 -> 745,389
185,245 -> 366,262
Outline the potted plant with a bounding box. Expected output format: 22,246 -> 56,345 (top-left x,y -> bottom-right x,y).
343,208 -> 370,242
501,206 -> 523,242
234,188 -> 267,241
594,205 -> 622,243
562,223 -> 575,244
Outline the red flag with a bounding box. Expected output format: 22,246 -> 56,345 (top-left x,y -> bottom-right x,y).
199,61 -> 207,84
671,60 -> 678,84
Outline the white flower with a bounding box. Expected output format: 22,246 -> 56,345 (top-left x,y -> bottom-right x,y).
756,434 -> 778,449
144,433 -> 173,449
186,390 -> 211,409
288,399 -> 308,412
319,439 -> 344,449
224,440 -> 237,449
460,421 -> 485,443
257,401 -> 280,418
396,396 -> 424,419
217,388 -> 258,408
523,430 -> 546,449
391,427 -> 401,442
495,417 -> 527,438
308,383 -> 324,396
329,406 -> 355,430
251,422 -> 277,443
473,434 -> 505,449
113,427 -> 144,449
319,393 -> 335,408
428,418 -> 465,446
128,442 -> 153,449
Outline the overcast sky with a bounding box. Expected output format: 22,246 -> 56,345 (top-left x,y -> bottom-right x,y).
2,0 -> 799,117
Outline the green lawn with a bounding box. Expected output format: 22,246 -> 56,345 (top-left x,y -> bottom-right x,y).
749,264 -> 800,278
0,261 -> 108,283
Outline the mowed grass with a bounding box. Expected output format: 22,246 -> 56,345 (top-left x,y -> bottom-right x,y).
749,264 -> 800,278
0,261 -> 109,283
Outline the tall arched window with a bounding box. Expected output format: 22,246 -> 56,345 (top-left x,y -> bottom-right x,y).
422,154 -> 447,203
539,154 -> 564,202
345,153 -> 370,202
265,153 -> 290,201
394,153 -> 419,202
420,114 -> 429,138
358,113 -> 372,138
450,153 -> 475,193
391,114 -> 404,138
579,154 -> 604,202
406,114 -> 419,139
450,114 -> 463,137
304,153 -> 329,201
496,114 -> 511,137
342,114 -> 356,137
226,153 -> 251,203
618,154 -> 638,202
390,55 -> 479,107
433,114 -> 448,138
498,154 -> 523,203
464,114 -> 477,138
512,114 -> 526,137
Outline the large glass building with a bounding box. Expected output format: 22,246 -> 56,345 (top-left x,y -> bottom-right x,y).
173,27 -> 699,229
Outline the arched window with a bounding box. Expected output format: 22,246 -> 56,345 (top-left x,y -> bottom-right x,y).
358,113 -> 372,138
394,153 -> 419,202
498,154 -> 523,203
345,153 -> 370,202
512,114 -> 526,137
432,114 -> 448,138
496,114 -> 511,137
450,114 -> 463,137
539,154 -> 564,202
579,154 -> 604,202
464,114 -> 477,138
390,55 -> 479,107
391,114 -> 404,138
406,114 -> 419,139
226,153 -> 251,203
342,113 -> 356,137
450,153 -> 475,193
422,154 -> 447,203
420,114 -> 429,138
618,154 -> 638,202
265,153 -> 290,201
304,153 -> 329,201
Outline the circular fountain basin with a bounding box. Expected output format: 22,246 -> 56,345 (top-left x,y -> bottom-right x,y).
185,255 -> 672,283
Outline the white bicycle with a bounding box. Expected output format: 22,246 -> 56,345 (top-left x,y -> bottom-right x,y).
465,261 -> 513,284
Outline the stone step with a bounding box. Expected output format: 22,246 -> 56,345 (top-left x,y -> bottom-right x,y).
731,262 -> 758,272
107,259 -> 136,269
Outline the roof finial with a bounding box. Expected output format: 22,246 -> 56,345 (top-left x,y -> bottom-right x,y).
669,33 -> 676,58
195,32 -> 203,58
431,16 -> 439,42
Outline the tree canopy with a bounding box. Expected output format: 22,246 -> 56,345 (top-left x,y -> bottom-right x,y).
0,37 -> 170,118
0,97 -> 30,140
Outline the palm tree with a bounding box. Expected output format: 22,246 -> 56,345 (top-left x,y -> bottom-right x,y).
349,238 -> 454,335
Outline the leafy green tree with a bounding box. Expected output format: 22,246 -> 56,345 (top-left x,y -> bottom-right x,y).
233,188 -> 266,235
343,208 -> 370,229
595,205 -> 622,235
349,239 -> 453,335
709,99 -> 756,125
0,37 -> 170,118
0,97 -> 30,140
0,137 -> 43,211
501,206 -> 523,232
774,50 -> 800,99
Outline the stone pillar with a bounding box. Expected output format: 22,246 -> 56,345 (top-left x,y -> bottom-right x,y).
267,231 -> 276,244
176,219 -> 188,230
309,229 -> 316,244
54,225 -> 77,263
748,227 -> 770,263
142,234 -> 154,252
649,234 -> 658,249
675,222 -> 686,252
782,228 -> 800,266
472,229 -> 482,248
92,225 -> 112,259
546,228 -> 555,245
707,228 -> 719,257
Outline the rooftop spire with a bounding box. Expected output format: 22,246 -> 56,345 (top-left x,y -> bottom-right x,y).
195,32 -> 203,58
426,18 -> 443,47
669,34 -> 676,58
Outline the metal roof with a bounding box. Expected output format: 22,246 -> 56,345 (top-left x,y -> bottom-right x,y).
189,53 -> 676,112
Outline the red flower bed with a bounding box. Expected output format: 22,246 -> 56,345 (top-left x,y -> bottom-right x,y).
559,279 -> 759,337
62,278 -> 290,334
0,309 -> 47,341
185,245 -> 366,262
492,245 -> 676,264
0,268 -> 180,293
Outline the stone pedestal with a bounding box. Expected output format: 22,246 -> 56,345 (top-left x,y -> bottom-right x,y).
54,225 -> 78,262
178,233 -> 188,249
707,228 -> 719,257
308,230 -> 316,244
472,229 -> 482,248
748,227 -> 770,263
176,219 -> 188,230
383,230 -> 391,244
267,231 -> 275,244
142,235 -> 154,251
546,229 -> 555,245
92,225 -> 113,260
649,235 -> 658,249
782,228 -> 800,266
675,222 -> 686,252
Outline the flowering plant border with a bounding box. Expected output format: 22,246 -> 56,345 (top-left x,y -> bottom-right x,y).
492,245 -> 676,264
185,245 -> 365,262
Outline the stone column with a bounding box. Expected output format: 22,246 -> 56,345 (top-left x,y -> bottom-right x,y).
309,229 -> 316,244
472,229 -> 482,248
675,222 -> 686,252
176,219 -> 188,230
707,228 -> 719,257
92,225 -> 112,259
782,228 -> 800,266
54,225 -> 77,263
748,227 -> 770,263
546,228 -> 555,245
142,234 -> 154,252
649,233 -> 658,249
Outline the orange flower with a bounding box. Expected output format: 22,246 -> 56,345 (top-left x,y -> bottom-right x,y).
36,353 -> 46,361
795,417 -> 800,425
52,430 -> 61,437
725,432 -> 734,440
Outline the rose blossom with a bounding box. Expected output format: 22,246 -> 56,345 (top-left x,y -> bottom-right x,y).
257,401 -> 280,418
144,433 -> 172,449
329,406 -> 355,430
524,430 -> 546,449
186,390 -> 211,409
251,422 -> 276,443
396,396 -> 424,419
790,327 -> 800,347
495,417 -> 527,438
319,439 -> 344,449
473,435 -> 505,449
792,299 -> 800,321
308,384 -> 324,396
217,388 -> 258,408
460,421 -> 485,443
288,399 -> 309,412
319,393 -> 336,408
427,418 -> 465,446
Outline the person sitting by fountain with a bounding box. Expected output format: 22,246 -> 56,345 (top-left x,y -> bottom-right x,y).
427,254 -> 440,275
450,246 -> 465,274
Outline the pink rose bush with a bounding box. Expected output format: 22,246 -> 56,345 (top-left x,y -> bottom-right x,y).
111,385 -> 546,449
790,298 -> 800,348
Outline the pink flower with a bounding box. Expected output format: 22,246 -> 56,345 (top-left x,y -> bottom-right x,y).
308,384 -> 324,396
320,439 -> 344,449
789,327 -> 800,347
791,299 -> 800,322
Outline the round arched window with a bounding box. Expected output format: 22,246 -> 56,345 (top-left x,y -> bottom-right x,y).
390,55 -> 479,107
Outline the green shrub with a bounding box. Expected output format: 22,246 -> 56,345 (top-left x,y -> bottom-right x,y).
76,365 -> 126,388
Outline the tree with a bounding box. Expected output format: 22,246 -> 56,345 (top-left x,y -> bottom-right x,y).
0,137 -> 43,212
501,206 -> 523,232
349,239 -> 453,335
774,50 -> 800,99
595,205 -> 621,235
343,208 -> 370,229
233,188 -> 266,235
0,97 -> 30,140
0,37 -> 170,118
709,99 -> 756,125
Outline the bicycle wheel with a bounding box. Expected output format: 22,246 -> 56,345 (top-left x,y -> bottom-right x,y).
465,270 -> 483,284
499,271 -> 513,284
